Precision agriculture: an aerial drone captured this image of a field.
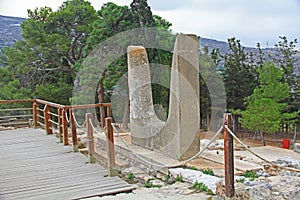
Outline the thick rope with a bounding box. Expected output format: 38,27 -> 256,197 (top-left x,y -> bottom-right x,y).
88,118 -> 103,134
65,112 -> 69,123
72,112 -> 86,128
225,125 -> 300,173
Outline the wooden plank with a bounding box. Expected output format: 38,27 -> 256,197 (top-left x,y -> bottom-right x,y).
0,128 -> 135,200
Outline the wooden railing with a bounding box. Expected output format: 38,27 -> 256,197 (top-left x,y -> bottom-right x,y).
0,99 -> 116,175
0,99 -> 35,128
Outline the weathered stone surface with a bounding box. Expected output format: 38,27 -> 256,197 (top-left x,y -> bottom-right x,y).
127,34 -> 200,160
294,143 -> 300,153
169,168 -> 223,194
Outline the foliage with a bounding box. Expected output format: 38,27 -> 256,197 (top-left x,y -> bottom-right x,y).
240,63 -> 297,145
236,178 -> 245,183
175,175 -> 183,182
201,168 -> 215,176
144,179 -> 162,188
127,172 -> 135,180
255,36 -> 300,130
192,182 -> 214,194
222,37 -> 257,111
199,46 -> 226,131
0,68 -> 31,101
164,174 -> 170,183
242,170 -> 259,181
144,180 -> 152,188
1,0 -> 98,104
35,82 -> 73,105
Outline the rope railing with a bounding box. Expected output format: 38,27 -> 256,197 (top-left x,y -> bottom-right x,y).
72,112 -> 86,128
65,112 -> 70,124
225,125 -> 300,173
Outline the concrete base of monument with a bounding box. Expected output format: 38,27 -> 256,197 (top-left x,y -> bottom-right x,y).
78,130 -> 275,176
92,131 -> 181,175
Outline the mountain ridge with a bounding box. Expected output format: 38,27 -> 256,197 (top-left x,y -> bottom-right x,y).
0,15 -> 299,73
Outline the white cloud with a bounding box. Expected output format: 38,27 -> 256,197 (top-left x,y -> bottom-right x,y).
152,0 -> 300,47
0,0 -> 299,47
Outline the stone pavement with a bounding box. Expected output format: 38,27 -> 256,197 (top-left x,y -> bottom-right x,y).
83,182 -> 210,200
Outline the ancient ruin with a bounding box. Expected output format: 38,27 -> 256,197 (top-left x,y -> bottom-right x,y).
127,34 -> 200,160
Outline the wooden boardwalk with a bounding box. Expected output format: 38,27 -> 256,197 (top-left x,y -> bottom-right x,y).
0,128 -> 135,200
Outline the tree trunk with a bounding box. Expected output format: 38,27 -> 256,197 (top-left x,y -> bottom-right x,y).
98,81 -> 106,128
206,112 -> 210,132
260,131 -> 266,146
122,98 -> 129,129
233,114 -> 238,132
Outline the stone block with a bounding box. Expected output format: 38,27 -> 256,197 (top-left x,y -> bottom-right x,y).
127,34 -> 200,161
293,143 -> 300,153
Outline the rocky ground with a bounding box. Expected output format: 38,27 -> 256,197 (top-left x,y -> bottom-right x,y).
81,131 -> 300,200
83,161 -> 300,200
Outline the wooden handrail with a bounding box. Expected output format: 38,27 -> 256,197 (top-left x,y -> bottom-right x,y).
0,99 -> 35,104
36,99 -> 65,109
0,99 -> 118,176
0,99 -> 112,148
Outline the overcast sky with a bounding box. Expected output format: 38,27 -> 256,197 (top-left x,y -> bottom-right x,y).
1,0 -> 299,48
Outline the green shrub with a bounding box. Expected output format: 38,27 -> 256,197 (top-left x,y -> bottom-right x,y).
201,168 -> 214,176
164,174 -> 170,183
192,182 -> 211,193
242,170 -> 258,181
236,178 -> 245,183
127,172 -> 135,180
145,180 -> 152,188
175,175 -> 183,182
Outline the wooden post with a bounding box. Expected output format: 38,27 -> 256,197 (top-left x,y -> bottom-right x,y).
32,101 -> 39,128
44,105 -> 52,135
107,106 -> 112,117
69,109 -> 78,152
223,113 -> 235,198
62,108 -> 69,145
86,113 -> 95,163
106,117 -> 116,176
58,108 -> 63,143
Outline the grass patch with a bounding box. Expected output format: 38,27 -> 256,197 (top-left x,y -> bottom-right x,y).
236,178 -> 245,183
201,168 -> 215,176
175,175 -> 183,182
192,182 -> 214,195
164,174 -> 170,183
127,172 -> 135,180
242,170 -> 258,181
145,179 -> 162,188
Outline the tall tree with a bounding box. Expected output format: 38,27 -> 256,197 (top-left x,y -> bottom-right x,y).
1,0 -> 98,104
222,37 -> 257,130
272,36 -> 299,132
240,63 -> 296,145
79,0 -> 173,126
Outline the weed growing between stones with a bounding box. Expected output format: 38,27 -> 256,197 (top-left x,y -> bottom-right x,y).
236,177 -> 245,183
201,168 -> 215,176
175,175 -> 183,182
144,179 -> 163,188
127,172 -> 135,180
164,174 -> 170,183
242,170 -> 259,181
192,182 -> 214,195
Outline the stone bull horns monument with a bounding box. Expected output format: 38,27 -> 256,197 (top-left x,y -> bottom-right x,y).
127,34 -> 200,161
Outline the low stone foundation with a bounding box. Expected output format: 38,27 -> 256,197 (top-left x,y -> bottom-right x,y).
294,143 -> 300,153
